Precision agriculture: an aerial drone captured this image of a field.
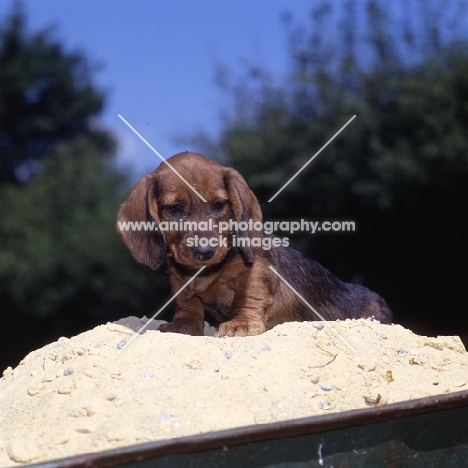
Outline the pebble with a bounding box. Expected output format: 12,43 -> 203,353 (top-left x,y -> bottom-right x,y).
224,350 -> 234,359
317,381 -> 333,392
158,411 -> 171,421
117,339 -> 127,350
63,366 -> 74,376
364,393 -> 379,405
262,344 -> 272,351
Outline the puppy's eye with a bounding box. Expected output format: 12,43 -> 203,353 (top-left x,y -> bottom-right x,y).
212,201 -> 226,212
165,204 -> 184,216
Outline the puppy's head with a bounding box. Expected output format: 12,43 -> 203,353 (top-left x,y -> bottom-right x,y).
117,152 -> 262,270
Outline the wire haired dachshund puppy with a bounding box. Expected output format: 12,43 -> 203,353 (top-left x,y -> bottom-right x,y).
117,152 -> 392,337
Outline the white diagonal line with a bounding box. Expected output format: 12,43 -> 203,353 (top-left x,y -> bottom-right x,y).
268,115 -> 356,202
118,266 -> 206,353
268,266 -> 357,354
118,114 -> 207,202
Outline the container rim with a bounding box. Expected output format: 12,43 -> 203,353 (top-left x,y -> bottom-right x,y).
26,388 -> 468,468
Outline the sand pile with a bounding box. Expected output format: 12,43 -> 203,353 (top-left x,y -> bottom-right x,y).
1,317 -> 467,466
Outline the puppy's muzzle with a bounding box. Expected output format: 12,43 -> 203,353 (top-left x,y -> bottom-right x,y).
189,231 -> 220,262
192,244 -> 215,262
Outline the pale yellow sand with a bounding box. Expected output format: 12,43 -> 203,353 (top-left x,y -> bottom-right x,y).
1,317 -> 467,466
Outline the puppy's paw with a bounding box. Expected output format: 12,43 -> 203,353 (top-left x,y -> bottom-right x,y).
216,318 -> 265,337
159,321 -> 203,336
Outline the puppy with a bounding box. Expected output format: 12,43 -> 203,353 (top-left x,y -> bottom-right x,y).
117,152 -> 392,337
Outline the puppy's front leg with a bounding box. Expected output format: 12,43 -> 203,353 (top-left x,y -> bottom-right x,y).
216,264 -> 271,337
159,292 -> 205,336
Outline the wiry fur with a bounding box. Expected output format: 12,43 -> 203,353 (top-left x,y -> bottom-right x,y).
117,152 -> 392,337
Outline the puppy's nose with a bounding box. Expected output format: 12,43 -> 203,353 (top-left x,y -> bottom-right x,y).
192,245 -> 215,262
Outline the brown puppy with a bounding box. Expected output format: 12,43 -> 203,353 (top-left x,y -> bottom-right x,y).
117,152 -> 392,337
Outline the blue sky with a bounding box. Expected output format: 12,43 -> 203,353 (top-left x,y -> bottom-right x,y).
1,1 -> 466,180
0,0 -> 314,178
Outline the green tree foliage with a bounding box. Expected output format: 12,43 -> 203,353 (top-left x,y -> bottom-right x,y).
0,138 -> 168,368
0,6 -> 113,184
0,8 -> 168,368
0,139 -> 162,321
209,0 -> 468,334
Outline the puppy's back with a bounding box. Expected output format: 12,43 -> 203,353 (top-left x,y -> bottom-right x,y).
265,246 -> 392,326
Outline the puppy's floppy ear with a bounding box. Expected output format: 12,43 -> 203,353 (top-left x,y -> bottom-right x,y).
116,175 -> 166,270
224,167 -> 263,264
